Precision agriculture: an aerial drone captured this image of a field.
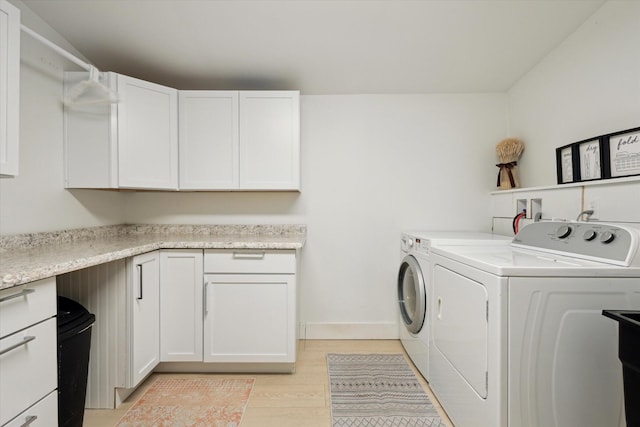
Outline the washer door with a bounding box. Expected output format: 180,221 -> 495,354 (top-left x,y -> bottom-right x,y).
397,255 -> 426,334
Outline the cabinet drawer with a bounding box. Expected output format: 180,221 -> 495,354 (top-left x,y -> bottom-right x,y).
0,318 -> 57,426
204,250 -> 295,274
3,390 -> 57,427
0,278 -> 56,338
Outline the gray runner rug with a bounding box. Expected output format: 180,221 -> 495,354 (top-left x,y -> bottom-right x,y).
327,353 -> 446,427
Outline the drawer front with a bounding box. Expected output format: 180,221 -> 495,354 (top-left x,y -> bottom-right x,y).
3,390 -> 57,427
0,277 -> 57,338
0,318 -> 58,426
204,249 -> 295,274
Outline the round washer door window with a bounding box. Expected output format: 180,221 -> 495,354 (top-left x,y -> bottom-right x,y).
397,254 -> 426,334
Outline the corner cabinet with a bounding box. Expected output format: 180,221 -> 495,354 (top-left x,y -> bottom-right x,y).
66,79 -> 298,191
0,0 -> 20,177
179,90 -> 300,191
64,72 -> 178,190
128,251 -> 160,387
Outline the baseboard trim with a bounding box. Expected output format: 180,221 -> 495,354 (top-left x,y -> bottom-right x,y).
301,322 -> 399,339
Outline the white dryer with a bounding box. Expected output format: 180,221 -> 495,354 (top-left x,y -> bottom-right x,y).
397,231 -> 509,381
428,221 -> 640,427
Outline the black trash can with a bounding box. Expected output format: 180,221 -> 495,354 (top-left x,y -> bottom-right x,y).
603,310 -> 640,427
57,296 -> 96,427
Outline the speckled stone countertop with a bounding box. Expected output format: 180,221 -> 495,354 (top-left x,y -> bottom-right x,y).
0,224 -> 306,289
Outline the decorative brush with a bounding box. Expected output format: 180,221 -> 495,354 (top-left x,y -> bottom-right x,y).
496,138 -> 524,189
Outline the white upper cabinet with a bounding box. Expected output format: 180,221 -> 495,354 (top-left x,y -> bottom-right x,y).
179,91 -> 239,190
0,0 -> 20,177
117,76 -> 178,189
239,91 -> 300,190
179,90 -> 300,191
64,72 -> 178,190
67,75 -> 298,191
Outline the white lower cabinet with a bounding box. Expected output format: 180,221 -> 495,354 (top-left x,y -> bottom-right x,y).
128,251 -> 160,387
159,249 -> 297,367
3,391 -> 57,427
203,250 -> 297,364
0,278 -> 57,426
159,250 -> 203,362
203,273 -> 295,363
54,247 -> 298,410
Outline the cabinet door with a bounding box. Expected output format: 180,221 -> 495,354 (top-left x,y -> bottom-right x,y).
159,250 -> 203,362
63,72 -> 119,189
129,251 -> 160,387
117,75 -> 178,189
239,91 -> 300,190
203,274 -> 296,363
0,0 -> 20,177
179,91 -> 239,189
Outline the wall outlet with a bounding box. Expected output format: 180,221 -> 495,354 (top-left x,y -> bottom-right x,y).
516,199 -> 529,218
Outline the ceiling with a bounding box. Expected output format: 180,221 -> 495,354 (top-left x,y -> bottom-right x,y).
21,0 -> 605,94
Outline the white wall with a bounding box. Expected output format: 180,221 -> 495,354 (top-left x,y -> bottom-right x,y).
124,94 -> 508,337
508,0 -> 640,188
492,1 -> 640,232
6,0 -> 636,339
0,0 -> 124,234
1,0 -> 508,339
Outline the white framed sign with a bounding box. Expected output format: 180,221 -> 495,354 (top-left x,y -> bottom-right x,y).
605,128 -> 640,178
577,138 -> 602,181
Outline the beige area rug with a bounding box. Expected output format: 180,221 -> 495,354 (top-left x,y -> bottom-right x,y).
116,377 -> 254,427
328,354 -> 445,427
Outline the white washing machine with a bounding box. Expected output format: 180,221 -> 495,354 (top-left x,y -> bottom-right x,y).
428,221 -> 640,427
397,231 -> 510,381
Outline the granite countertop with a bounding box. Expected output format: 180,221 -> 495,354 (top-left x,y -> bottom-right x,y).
0,224 -> 306,289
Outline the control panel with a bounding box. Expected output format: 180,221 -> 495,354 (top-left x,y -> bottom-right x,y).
512,221 -> 639,266
400,234 -> 431,255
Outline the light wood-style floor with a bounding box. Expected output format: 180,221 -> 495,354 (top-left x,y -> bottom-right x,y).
83,340 -> 454,427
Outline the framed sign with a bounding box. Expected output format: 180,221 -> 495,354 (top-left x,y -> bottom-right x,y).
576,138 -> 604,182
556,143 -> 578,184
603,127 -> 640,179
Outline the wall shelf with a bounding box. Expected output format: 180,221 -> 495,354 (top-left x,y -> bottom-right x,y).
490,175 -> 640,195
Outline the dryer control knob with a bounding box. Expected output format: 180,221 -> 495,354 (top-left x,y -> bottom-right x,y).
600,231 -> 615,244
407,238 -> 414,248
583,230 -> 597,241
556,225 -> 572,239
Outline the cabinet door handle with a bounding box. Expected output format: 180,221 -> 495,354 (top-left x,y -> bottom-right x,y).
203,281 -> 209,316
137,264 -> 143,300
20,415 -> 38,427
233,252 -> 265,259
0,336 -> 36,356
0,288 -> 35,303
